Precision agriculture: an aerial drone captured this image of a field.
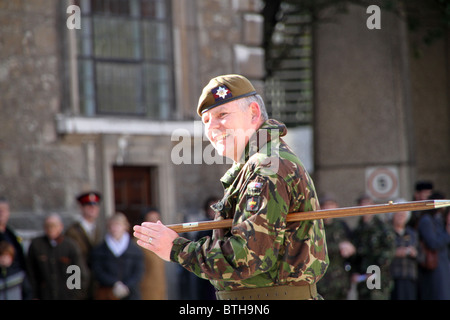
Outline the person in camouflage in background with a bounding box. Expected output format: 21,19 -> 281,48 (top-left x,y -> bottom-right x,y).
350,195 -> 396,300
317,194 -> 355,299
133,74 -> 328,300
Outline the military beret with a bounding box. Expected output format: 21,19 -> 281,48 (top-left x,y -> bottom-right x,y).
76,191 -> 102,205
197,74 -> 257,116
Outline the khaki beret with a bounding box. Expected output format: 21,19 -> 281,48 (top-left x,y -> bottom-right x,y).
197,74 -> 257,116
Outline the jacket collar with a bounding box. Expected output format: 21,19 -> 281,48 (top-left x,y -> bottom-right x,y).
220,119 -> 287,188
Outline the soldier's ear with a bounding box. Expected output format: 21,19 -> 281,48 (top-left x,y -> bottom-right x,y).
249,102 -> 261,124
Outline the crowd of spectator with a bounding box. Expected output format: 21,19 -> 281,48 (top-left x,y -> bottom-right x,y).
317,181 -> 450,300
0,180 -> 449,300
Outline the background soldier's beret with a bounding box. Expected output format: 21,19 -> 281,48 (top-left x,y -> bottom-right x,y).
76,191 -> 102,205
197,74 -> 257,116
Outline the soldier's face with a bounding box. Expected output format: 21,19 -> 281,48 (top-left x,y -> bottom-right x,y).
202,101 -> 257,161
80,203 -> 100,222
415,189 -> 432,201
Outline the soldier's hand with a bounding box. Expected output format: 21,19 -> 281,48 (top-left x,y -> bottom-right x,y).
133,221 -> 179,261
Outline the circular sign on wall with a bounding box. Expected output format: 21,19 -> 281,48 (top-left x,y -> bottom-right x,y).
365,166 -> 399,200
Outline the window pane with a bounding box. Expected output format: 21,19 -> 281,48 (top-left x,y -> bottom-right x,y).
92,0 -> 130,16
93,16 -> 139,59
142,20 -> 167,60
96,62 -> 143,114
144,63 -> 170,119
141,0 -> 166,19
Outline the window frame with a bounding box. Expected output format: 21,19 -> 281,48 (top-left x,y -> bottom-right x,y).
74,0 -> 176,120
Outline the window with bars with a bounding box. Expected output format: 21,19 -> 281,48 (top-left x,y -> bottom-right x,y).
264,3 -> 313,127
75,0 -> 174,119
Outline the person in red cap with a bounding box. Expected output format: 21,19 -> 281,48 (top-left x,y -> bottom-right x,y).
66,191 -> 103,299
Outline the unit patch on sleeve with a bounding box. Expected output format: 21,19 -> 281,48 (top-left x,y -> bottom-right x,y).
245,180 -> 264,212
246,195 -> 261,212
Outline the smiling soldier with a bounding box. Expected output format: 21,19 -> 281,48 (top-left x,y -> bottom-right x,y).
134,74 -> 328,300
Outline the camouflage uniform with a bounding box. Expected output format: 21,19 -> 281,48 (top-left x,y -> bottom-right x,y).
351,215 -> 396,300
170,119 -> 328,295
317,219 -> 352,299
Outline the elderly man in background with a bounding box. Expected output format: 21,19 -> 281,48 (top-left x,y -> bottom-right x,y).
27,214 -> 86,299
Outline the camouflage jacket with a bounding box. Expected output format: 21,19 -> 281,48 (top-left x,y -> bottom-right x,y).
170,119 -> 328,291
351,215 -> 396,299
317,219 -> 353,299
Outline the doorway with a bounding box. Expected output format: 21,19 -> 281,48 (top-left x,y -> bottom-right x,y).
112,165 -> 158,228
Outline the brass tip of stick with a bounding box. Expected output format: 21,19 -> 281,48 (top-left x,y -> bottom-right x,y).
432,200 -> 450,208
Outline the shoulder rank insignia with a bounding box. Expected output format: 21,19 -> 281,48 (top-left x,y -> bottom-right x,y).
247,181 -> 264,196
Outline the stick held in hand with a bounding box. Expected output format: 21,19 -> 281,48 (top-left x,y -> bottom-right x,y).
166,200 -> 450,233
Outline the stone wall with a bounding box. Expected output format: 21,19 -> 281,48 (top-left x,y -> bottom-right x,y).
195,0 -> 265,94
409,30 -> 450,198
0,0 -> 83,217
314,3 -> 450,208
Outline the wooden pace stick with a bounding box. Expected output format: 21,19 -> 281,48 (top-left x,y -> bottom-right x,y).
166,199 -> 450,233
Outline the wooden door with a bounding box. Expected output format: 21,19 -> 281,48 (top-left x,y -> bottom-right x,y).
113,165 -> 157,228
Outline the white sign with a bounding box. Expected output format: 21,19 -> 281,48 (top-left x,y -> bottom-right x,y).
365,166 -> 399,200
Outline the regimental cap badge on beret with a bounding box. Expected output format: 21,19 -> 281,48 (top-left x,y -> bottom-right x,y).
76,191 -> 102,205
197,74 -> 257,116
212,85 -> 232,101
